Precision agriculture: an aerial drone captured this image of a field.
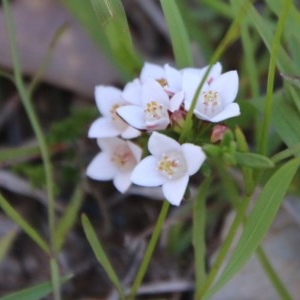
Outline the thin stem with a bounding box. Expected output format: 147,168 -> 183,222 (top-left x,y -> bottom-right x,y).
193,177 -> 211,299
129,201 -> 170,299
3,1 -> 60,299
259,0 -> 292,155
256,246 -> 293,300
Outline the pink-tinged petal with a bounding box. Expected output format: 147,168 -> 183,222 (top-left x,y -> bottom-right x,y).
131,156 -> 168,187
210,71 -> 239,105
162,175 -> 189,206
121,126 -> 141,139
117,105 -> 146,130
113,171 -> 132,193
169,91 -> 184,112
148,132 -> 181,157
181,144 -> 206,176
86,152 -> 117,180
95,86 -> 122,116
164,64 -> 182,92
140,62 -> 165,83
210,103 -> 240,122
142,79 -> 169,107
207,62 -> 222,83
88,118 -> 119,138
97,137 -> 124,151
122,79 -> 142,105
127,141 -> 143,163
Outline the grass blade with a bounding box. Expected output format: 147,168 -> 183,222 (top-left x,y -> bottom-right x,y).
81,214 -> 125,299
0,193 -> 49,254
54,186 -> 83,251
90,0 -> 142,77
160,0 -> 193,67
1,275 -> 72,300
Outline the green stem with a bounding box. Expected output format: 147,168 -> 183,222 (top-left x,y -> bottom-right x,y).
259,0 -> 292,155
3,1 -> 60,299
193,177 -> 211,299
129,201 -> 170,299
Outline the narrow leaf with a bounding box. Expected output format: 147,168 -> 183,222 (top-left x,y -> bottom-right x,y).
0,193 -> 49,254
0,230 -> 17,263
55,186 -> 83,251
1,275 -> 72,300
81,214 -> 125,299
160,0 -> 193,67
203,157 -> 300,299
90,0 -> 142,77
234,152 -> 274,169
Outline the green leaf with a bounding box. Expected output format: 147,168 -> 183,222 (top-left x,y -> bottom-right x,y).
0,230 -> 17,263
90,0 -> 142,77
193,177 -> 211,299
234,152 -> 274,169
243,0 -> 297,75
1,275 -> 72,300
54,186 -> 83,251
203,157 -> 300,299
160,0 -> 193,67
81,214 -> 125,299
0,193 -> 49,254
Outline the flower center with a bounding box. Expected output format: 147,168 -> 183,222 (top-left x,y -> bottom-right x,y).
144,101 -> 168,122
110,103 -> 127,130
157,78 -> 168,87
111,146 -> 136,171
157,151 -> 187,179
198,90 -> 222,117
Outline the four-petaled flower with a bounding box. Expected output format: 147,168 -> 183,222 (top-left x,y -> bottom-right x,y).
86,137 -> 142,193
88,86 -> 140,139
131,132 -> 206,206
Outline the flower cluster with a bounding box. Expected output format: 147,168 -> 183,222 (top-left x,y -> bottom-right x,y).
86,62 -> 240,206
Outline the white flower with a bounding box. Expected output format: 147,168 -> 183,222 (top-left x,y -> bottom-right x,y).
117,79 -> 182,131
140,62 -> 183,94
183,70 -> 240,122
131,132 -> 206,206
88,86 -> 140,139
86,137 -> 142,193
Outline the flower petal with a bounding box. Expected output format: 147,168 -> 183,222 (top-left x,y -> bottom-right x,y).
164,64 -> 182,92
97,137 -> 123,151
140,62 -> 165,83
209,103 -> 240,122
127,141 -> 143,163
182,71 -> 202,105
181,144 -> 206,176
169,91 -> 184,112
86,152 -> 117,180
210,71 -> 239,105
142,79 -> 169,107
122,79 -> 142,105
148,132 -> 181,157
121,126 -> 141,139
88,118 -> 119,138
113,171 -> 132,193
95,86 -> 122,116
117,105 -> 146,130
162,175 -> 189,206
131,156 -> 167,187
